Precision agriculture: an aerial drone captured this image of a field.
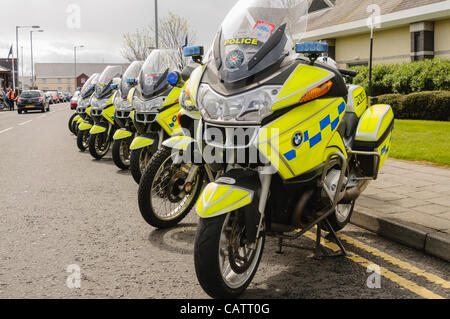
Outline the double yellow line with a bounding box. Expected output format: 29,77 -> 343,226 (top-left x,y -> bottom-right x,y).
303,232 -> 449,299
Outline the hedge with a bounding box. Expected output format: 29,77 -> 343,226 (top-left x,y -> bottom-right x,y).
377,91 -> 450,121
351,59 -> 450,96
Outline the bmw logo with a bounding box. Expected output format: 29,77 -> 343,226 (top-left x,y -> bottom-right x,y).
292,132 -> 304,148
172,116 -> 177,122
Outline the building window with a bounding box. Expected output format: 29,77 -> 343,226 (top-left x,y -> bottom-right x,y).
58,87 -> 63,92
58,78 -> 62,83
309,0 -> 335,13
67,78 -> 72,83
42,78 -> 47,84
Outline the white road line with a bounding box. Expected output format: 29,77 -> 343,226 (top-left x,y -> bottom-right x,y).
0,127 -> 13,134
18,120 -> 33,126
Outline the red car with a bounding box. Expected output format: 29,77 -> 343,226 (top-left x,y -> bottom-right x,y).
70,91 -> 81,110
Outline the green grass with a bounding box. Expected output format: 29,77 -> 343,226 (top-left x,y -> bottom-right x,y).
389,120 -> 450,166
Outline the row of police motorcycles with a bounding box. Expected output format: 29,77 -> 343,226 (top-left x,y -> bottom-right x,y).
67,0 -> 394,299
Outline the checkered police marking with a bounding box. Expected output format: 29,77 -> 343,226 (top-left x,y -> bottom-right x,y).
303,102 -> 346,149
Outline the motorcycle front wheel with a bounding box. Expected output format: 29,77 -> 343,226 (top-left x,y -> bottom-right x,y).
88,133 -> 111,160
68,113 -> 77,134
112,138 -> 132,170
77,130 -> 90,152
138,146 -> 203,229
130,147 -> 152,184
194,212 -> 265,299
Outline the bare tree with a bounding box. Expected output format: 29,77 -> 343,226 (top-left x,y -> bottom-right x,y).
121,12 -> 197,67
121,27 -> 155,62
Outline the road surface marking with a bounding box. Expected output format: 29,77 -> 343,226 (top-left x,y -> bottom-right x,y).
18,120 -> 33,126
303,232 -> 444,299
338,233 -> 450,289
0,127 -> 13,134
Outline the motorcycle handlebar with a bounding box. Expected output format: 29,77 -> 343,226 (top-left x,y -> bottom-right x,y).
339,69 -> 358,77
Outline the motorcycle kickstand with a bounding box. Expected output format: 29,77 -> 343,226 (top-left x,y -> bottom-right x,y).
313,220 -> 347,260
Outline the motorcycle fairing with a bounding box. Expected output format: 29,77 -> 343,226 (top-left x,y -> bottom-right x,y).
73,115 -> 82,123
272,64 -> 334,111
257,97 -> 347,180
113,128 -> 133,141
156,88 -> 182,136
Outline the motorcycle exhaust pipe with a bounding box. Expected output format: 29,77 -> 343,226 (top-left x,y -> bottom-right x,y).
342,180 -> 370,201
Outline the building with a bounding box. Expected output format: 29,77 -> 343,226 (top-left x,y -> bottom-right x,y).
0,58 -> 18,90
34,63 -> 129,93
304,0 -> 450,68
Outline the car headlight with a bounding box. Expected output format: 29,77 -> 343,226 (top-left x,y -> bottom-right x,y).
197,84 -> 280,123
134,96 -> 164,113
180,89 -> 198,112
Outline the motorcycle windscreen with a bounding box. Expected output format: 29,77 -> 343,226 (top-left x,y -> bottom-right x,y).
138,50 -> 183,98
96,66 -> 123,98
80,73 -> 99,99
121,61 -> 144,99
213,0 -> 308,83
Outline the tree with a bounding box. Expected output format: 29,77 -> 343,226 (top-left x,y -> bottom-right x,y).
121,27 -> 155,62
121,12 -> 197,66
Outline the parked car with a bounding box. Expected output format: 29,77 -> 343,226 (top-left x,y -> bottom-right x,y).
70,91 -> 80,110
57,92 -> 65,103
45,92 -> 53,104
65,93 -> 72,102
48,91 -> 59,104
17,90 -> 50,114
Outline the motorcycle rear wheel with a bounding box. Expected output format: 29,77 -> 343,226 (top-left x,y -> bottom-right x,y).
138,146 -> 203,229
194,213 -> 265,299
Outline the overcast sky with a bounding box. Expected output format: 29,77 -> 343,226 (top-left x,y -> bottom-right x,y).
0,0 -> 237,75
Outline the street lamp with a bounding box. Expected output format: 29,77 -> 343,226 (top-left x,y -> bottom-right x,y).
30,29 -> 44,89
74,45 -> 84,92
155,0 -> 159,49
14,25 -> 40,92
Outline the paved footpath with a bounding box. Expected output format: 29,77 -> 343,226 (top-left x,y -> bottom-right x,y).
353,159 -> 450,262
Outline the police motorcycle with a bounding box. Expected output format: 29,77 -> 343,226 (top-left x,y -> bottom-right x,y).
111,61 -> 144,170
175,0 -> 394,298
88,66 -> 123,160
137,56 -> 218,229
128,49 -> 184,184
75,73 -> 100,152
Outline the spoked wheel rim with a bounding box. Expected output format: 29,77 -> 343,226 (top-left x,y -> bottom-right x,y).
218,213 -> 264,290
139,148 -> 152,173
82,132 -> 89,149
94,133 -> 110,156
150,154 -> 200,221
335,202 -> 353,223
119,139 -> 131,166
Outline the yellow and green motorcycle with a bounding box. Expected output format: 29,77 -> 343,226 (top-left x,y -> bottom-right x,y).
75,73 -> 99,152
128,50 -> 184,184
88,66 -> 123,160
175,0 -> 394,298
137,62 -> 216,229
111,61 -> 143,170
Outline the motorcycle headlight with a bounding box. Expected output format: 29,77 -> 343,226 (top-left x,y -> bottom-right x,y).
91,97 -> 110,110
197,84 -> 280,123
134,96 -> 164,113
78,98 -> 89,108
180,89 -> 198,112
115,96 -> 132,111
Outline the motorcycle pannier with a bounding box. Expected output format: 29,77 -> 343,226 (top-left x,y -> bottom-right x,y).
353,104 -> 394,179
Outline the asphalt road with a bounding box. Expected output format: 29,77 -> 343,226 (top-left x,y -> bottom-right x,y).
0,104 -> 448,299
